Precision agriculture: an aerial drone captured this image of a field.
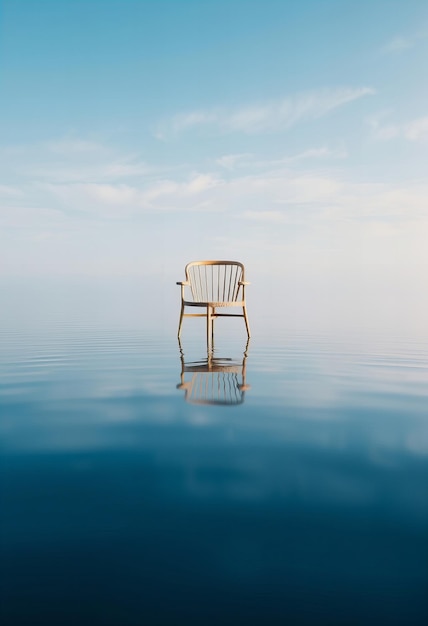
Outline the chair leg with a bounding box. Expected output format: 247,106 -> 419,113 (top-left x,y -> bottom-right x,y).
243,306 -> 251,338
178,303 -> 185,338
206,306 -> 212,352
211,308 -> 215,346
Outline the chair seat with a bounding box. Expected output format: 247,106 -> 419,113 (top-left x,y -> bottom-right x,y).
183,300 -> 245,308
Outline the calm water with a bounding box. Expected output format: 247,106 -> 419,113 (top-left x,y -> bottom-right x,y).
1,311 -> 428,625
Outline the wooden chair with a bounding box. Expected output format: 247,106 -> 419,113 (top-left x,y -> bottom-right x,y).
177,261 -> 251,342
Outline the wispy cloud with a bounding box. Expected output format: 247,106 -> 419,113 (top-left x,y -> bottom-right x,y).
216,153 -> 253,170
216,147 -> 347,173
0,184 -> 22,197
381,27 -> 428,54
381,36 -> 414,54
32,158 -> 152,184
2,153 -> 428,283
2,132 -> 426,237
367,111 -> 399,140
273,146 -> 348,165
368,112 -> 428,142
403,116 -> 428,141
155,87 -> 375,138
37,166 -> 428,227
46,138 -> 106,155
0,204 -> 66,230
0,138 -> 154,185
40,172 -> 225,217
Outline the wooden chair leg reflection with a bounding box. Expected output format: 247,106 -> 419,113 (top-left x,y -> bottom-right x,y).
176,338 -> 251,405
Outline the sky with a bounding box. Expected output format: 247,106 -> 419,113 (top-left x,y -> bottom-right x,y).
1,0 -> 427,332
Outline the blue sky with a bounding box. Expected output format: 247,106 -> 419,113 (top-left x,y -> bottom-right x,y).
1,0 -> 427,330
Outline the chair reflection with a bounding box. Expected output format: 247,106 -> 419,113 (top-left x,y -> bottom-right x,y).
177,339 -> 250,406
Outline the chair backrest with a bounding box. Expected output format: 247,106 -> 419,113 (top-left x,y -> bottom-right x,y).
185,261 -> 245,303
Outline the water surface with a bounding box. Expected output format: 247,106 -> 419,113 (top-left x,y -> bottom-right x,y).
1,313 -> 427,625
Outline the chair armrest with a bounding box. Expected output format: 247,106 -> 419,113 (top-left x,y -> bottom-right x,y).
176,281 -> 190,285
238,281 -> 250,285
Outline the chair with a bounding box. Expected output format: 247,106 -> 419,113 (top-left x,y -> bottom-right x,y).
177,261 -> 250,342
